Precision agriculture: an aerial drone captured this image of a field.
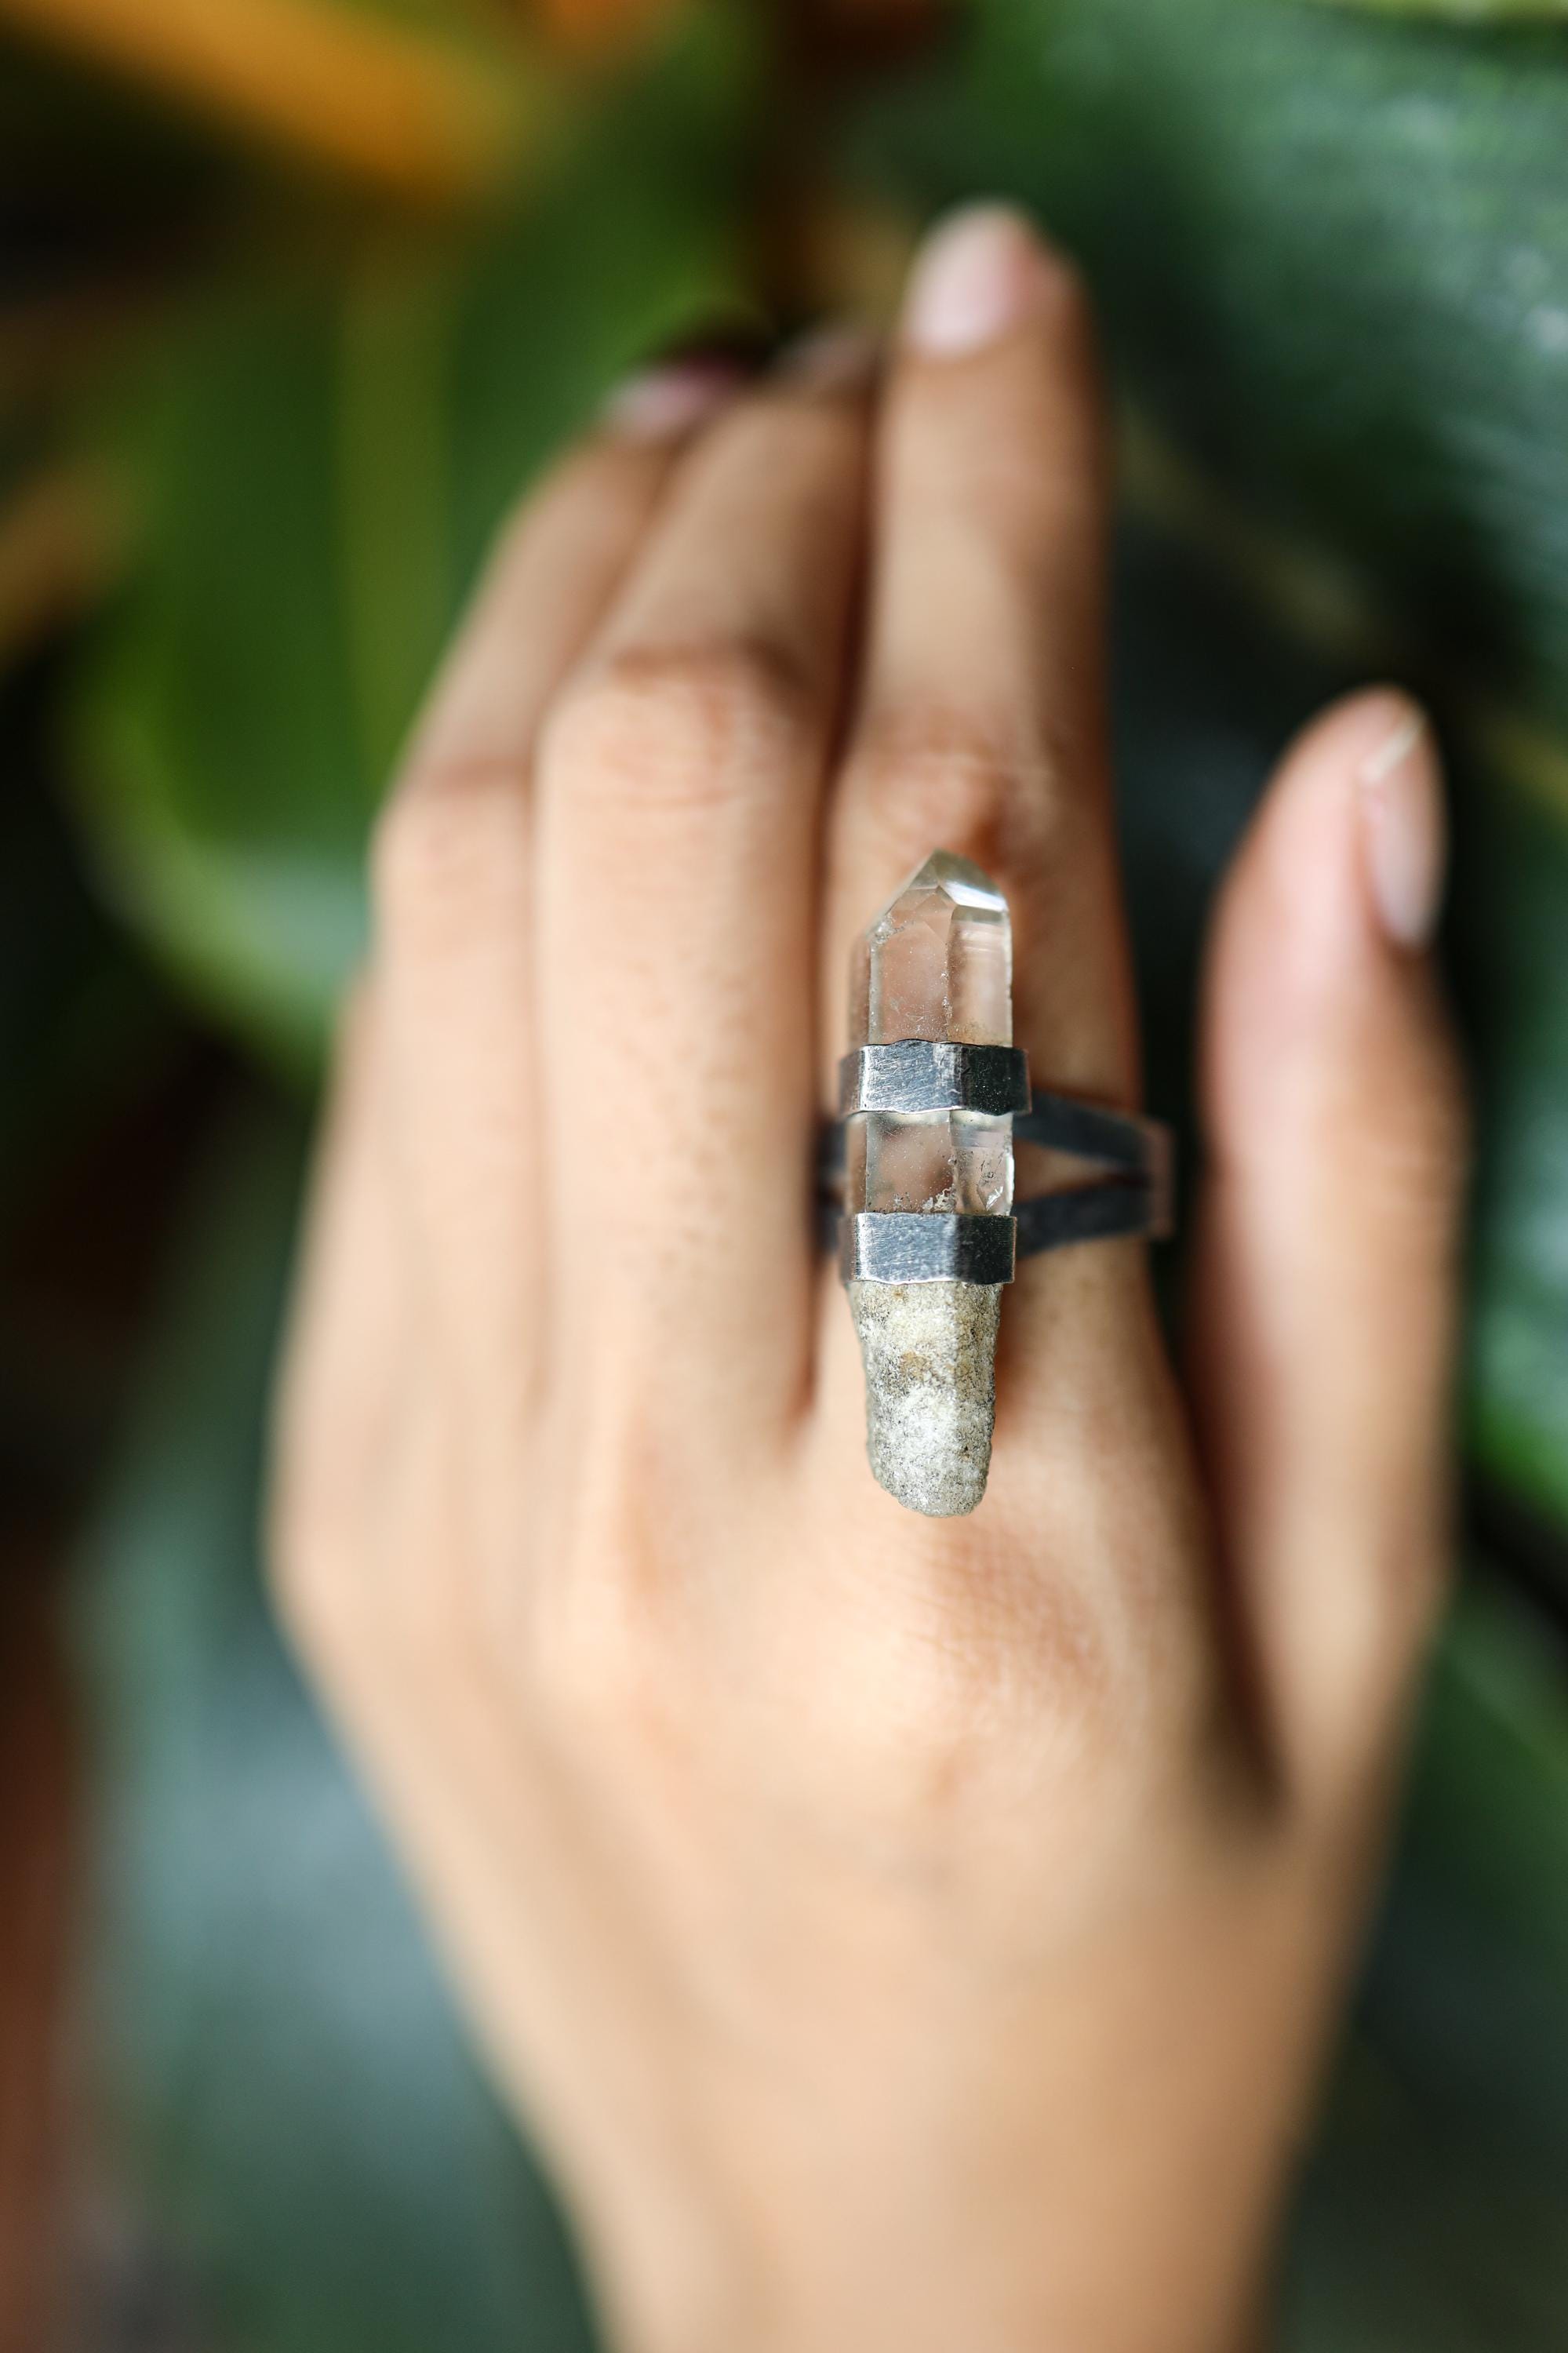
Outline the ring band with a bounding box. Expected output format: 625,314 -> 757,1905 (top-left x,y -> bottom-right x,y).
822,1071 -> 1174,1284
839,1041 -> 1031,1118
840,1209 -> 1019,1285
839,848 -> 1174,1515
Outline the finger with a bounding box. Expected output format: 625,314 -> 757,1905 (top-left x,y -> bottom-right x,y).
533,340 -> 875,1431
403,360 -> 744,782
270,982 -> 408,1652
1191,688 -> 1466,1806
369,374 -> 737,1478
819,206 -> 1148,1457
824,206 -> 1132,1094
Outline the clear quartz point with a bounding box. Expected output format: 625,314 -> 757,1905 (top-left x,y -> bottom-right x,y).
846,850 -> 1015,1219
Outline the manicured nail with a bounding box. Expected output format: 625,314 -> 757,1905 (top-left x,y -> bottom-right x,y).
774,320 -> 880,392
1358,700 -> 1446,949
600,360 -> 741,442
901,203 -> 1058,357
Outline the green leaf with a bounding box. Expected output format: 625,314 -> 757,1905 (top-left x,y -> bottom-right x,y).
1315,1 -> 1568,20
74,1096 -> 598,2353
1453,788 -> 1568,1534
1286,1577 -> 1568,2351
70,11 -> 758,1074
850,0 -> 1568,808
0,660 -> 170,1215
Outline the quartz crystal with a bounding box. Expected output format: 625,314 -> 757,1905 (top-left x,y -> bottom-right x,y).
846,851 -> 1014,1518
846,850 -> 1015,1220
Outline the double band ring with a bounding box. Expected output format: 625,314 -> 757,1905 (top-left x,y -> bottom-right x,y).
824,851 -> 1174,1518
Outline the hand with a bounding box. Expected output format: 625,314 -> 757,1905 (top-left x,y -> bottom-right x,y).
270,206 -> 1465,2353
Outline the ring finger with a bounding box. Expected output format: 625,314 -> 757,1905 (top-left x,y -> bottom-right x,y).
817,208 -> 1154,1470
533,340 -> 875,1438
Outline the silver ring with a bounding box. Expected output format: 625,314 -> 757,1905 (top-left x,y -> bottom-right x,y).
839,1210 -> 1019,1285
822,1085 -> 1174,1285
837,848 -> 1176,1516
839,1042 -> 1031,1118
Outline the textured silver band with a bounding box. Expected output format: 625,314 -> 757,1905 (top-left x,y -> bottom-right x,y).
839,1042 -> 1031,1118
840,1212 -> 1020,1285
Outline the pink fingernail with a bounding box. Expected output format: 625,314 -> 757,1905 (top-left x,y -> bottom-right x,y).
901,203 -> 1060,357
1357,700 -> 1446,950
600,361 -> 740,442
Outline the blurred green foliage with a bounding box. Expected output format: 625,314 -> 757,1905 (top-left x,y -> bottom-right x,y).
0,0 -> 1559,2344
72,10 -> 756,1067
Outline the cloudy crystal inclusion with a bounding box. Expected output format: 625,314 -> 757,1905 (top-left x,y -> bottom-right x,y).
846,850 -> 1014,1218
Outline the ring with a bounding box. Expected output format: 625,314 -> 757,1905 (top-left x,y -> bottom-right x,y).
824,852 -> 1174,1520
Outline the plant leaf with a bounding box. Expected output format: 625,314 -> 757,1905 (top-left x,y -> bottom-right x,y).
1313,1 -> 1568,21
1454,787 -> 1568,1536
849,0 -> 1568,802
74,1097 -> 598,2351
69,10 -> 757,1074
1287,1576 -> 1568,2351
0,0 -> 528,200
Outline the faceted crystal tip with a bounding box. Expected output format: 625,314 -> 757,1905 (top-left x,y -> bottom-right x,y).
851,846 -> 1012,1049
898,849 -> 1008,915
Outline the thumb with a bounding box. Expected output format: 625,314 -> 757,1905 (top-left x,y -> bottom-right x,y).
1191,688 -> 1468,1807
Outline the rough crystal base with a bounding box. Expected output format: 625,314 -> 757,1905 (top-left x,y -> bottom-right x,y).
849,1279 -> 1000,1516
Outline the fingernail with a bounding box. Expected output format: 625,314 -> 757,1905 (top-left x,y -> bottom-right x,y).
600,359 -> 742,442
1357,699 -> 1446,949
901,202 -> 1058,357
773,320 -> 880,392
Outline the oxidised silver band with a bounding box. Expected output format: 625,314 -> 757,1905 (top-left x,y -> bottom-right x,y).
840,1212 -> 1019,1285
825,1083 -> 1176,1282
1014,1093 -> 1172,1214
838,1042 -> 1031,1118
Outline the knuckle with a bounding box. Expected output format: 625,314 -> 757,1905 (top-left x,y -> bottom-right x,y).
799,1535 -> 1125,1831
266,1483 -> 364,1672
1386,1044 -> 1471,1212
850,1640 -> 1017,1806
1366,1118 -> 1466,1236
1330,1032 -> 1471,1251
545,635 -> 814,819
1366,1543 -> 1450,1682
370,760 -> 528,951
849,709 -> 1055,875
522,1422 -> 701,1754
529,1564 -> 666,1753
719,390 -> 864,480
1297,1535 -> 1451,1795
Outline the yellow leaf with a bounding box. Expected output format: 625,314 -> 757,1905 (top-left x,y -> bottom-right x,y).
527,0 -> 686,58
0,0 -> 528,202
0,462 -> 124,664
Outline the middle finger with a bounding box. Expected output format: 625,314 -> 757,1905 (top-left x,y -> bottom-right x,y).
818,209 -> 1153,1479
534,343 -> 874,1433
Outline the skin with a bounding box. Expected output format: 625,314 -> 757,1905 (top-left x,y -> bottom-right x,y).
269,209 -> 1466,2353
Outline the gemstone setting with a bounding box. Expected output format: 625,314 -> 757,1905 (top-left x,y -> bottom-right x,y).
844,850 -> 1016,1516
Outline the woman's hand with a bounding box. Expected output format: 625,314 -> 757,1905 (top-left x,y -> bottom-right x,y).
270,207 -> 1464,2353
